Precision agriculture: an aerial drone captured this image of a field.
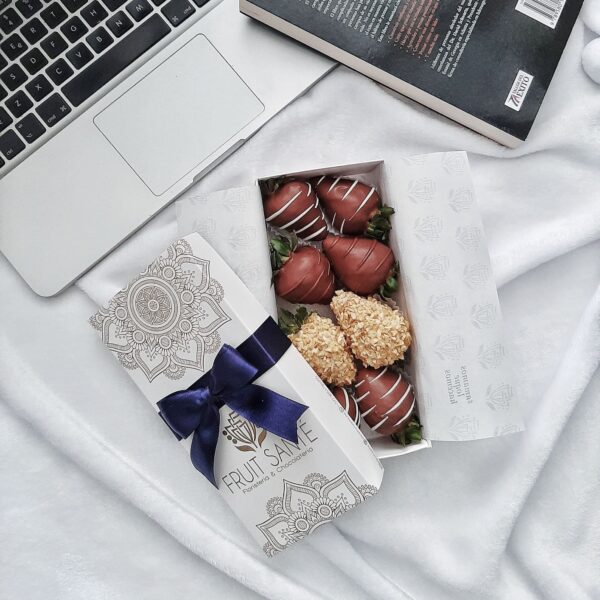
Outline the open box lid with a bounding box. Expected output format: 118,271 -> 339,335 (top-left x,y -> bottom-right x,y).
383,153 -> 524,441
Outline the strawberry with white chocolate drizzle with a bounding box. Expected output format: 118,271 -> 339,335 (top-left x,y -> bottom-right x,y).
354,367 -> 416,437
280,309 -> 357,387
271,236 -> 335,305
323,235 -> 397,296
263,179 -> 328,241
332,387 -> 361,426
314,176 -> 394,242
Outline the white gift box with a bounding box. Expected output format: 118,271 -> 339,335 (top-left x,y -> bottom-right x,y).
90,233 -> 384,556
95,152 -> 523,555
177,152 -> 524,461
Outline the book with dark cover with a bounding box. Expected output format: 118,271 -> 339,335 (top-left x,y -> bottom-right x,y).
239,0 -> 583,146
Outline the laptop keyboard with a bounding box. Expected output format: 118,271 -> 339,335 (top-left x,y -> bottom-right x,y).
0,0 -> 211,172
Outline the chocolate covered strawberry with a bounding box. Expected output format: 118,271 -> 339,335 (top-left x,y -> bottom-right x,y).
322,235 -> 397,296
263,179 -> 328,241
331,387 -> 361,426
280,309 -> 357,387
314,176 -> 394,241
331,291 -> 411,368
271,236 -> 334,304
354,367 -> 417,437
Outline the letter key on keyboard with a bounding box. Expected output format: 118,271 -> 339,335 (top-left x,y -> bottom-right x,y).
62,14 -> 170,106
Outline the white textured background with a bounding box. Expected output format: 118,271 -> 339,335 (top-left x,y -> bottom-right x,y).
2,4 -> 600,598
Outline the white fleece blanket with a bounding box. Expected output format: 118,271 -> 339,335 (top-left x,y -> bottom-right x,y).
2,6 -> 600,598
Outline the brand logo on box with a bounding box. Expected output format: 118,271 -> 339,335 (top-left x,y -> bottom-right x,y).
222,411 -> 267,453
505,70 -> 534,112
220,415 -> 320,496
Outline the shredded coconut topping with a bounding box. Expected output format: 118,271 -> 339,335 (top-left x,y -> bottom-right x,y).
288,313 -> 356,386
330,290 -> 412,368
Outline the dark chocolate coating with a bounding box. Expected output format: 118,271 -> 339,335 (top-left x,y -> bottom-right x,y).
332,387 -> 360,426
314,177 -> 380,235
353,367 -> 415,436
274,246 -> 335,304
322,235 -> 394,295
264,180 -> 328,241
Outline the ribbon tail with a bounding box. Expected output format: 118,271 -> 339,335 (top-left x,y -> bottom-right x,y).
189,402 -> 221,487
226,385 -> 308,444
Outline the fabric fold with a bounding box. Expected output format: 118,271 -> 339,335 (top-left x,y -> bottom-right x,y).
3,17 -> 600,597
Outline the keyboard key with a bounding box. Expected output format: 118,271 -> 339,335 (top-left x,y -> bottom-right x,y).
21,48 -> 49,75
0,129 -> 25,159
6,90 -> 33,117
100,0 -> 126,10
191,0 -> 210,6
80,1 -> 107,27
0,106 -> 12,132
0,8 -> 23,35
0,54 -> 7,72
0,0 -> 10,11
66,41 -> 93,68
41,32 -> 68,58
15,0 -> 43,18
61,0 -> 87,12
40,2 -> 68,28
86,26 -> 112,53
61,15 -> 87,43
15,112 -> 45,143
105,10 -> 132,37
0,64 -> 27,91
63,14 -> 168,106
26,73 -> 52,100
46,57 -> 73,84
126,0 -> 152,21
35,92 -> 70,126
150,0 -> 167,5
1,33 -> 27,61
0,156 -> 4,168
0,83 -> 7,101
20,17 -> 48,44
161,0 -> 194,27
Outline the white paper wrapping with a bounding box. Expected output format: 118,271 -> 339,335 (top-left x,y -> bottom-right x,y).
176,186 -> 277,318
384,152 -> 524,440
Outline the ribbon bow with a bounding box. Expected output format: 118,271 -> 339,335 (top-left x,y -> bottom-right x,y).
157,319 -> 307,487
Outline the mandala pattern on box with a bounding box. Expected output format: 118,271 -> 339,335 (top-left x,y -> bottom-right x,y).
258,471 -> 377,556
90,238 -> 230,382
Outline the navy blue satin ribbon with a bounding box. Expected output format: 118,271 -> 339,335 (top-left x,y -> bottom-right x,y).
157,318 -> 307,487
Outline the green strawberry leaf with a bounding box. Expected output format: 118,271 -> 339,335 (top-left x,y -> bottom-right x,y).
379,263 -> 399,298
365,205 -> 395,243
390,416 -> 422,447
278,307 -> 310,335
270,236 -> 294,271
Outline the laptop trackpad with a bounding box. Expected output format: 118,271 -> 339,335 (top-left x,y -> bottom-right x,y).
94,35 -> 264,196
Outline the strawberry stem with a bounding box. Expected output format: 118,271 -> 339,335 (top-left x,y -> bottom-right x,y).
261,177 -> 287,196
278,307 -> 310,335
365,205 -> 395,243
379,263 -> 399,298
390,416 -> 423,446
270,235 -> 297,271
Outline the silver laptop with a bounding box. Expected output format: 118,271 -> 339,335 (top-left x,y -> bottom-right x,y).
0,0 -> 332,296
